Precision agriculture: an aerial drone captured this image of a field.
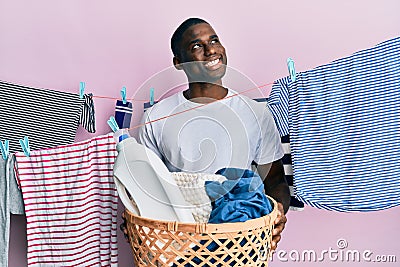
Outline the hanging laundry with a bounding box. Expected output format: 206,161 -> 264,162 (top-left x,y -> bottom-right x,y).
80,93 -> 96,133
114,100 -> 132,129
253,98 -> 304,211
14,133 -> 118,266
267,36 -> 400,212
0,80 -> 96,154
143,100 -> 158,113
267,77 -> 291,137
0,155 -> 24,267
8,157 -> 24,215
280,135 -> 304,210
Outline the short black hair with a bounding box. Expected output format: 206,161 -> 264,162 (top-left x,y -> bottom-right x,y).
171,18 -> 209,57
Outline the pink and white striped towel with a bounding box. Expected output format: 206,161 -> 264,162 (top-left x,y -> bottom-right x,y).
15,133 -> 118,267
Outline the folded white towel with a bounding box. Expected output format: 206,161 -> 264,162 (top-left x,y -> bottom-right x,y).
172,172 -> 226,223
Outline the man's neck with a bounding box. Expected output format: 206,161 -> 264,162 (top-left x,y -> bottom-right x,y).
184,82 -> 228,102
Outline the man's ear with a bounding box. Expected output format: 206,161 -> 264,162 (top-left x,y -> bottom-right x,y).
173,56 -> 183,70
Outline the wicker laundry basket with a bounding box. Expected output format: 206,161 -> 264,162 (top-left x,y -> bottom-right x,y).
124,196 -> 278,267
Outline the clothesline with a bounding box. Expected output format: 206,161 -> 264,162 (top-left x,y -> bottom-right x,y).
91,82 -> 273,103
120,82 -> 275,131
0,78 -> 277,156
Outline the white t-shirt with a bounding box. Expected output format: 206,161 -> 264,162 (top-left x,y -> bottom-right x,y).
139,89 -> 284,174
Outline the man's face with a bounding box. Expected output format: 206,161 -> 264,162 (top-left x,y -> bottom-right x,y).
175,23 -> 227,84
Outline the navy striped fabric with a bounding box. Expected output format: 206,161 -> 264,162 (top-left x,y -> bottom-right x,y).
79,93 -> 96,133
268,36 -> 400,212
143,101 -> 158,111
268,77 -> 291,136
115,100 -> 133,129
0,81 -> 96,153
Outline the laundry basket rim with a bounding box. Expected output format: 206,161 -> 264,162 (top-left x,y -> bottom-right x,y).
124,195 -> 278,234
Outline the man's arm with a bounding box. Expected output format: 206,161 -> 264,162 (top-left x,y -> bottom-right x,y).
257,159 -> 290,250
257,159 -> 290,213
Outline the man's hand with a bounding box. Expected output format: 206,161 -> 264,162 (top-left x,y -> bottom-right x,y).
258,160 -> 291,214
257,160 -> 290,250
271,202 -> 287,251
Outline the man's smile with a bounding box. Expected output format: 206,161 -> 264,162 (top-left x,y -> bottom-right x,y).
204,57 -> 223,70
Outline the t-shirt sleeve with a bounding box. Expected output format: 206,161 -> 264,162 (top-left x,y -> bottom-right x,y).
138,110 -> 164,160
254,107 -> 284,165
267,77 -> 290,137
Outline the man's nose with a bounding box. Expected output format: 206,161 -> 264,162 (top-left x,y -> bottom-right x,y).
204,44 -> 216,56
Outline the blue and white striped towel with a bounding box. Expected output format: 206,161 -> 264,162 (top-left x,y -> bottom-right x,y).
0,81 -> 96,153
268,36 -> 400,212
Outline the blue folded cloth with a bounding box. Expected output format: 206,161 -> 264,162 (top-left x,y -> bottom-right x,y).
206,167 -> 273,223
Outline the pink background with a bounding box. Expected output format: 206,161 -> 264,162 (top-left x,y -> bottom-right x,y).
1,0 -> 399,266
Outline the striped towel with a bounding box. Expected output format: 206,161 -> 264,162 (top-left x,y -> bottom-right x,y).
268,36 -> 400,212
0,80 -> 96,154
15,133 -> 118,266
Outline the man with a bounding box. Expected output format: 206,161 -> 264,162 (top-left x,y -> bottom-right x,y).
124,17 -> 290,250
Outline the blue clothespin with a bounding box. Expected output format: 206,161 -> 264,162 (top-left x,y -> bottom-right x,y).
107,116 -> 120,132
19,136 -> 30,157
0,140 -> 9,160
121,87 -> 127,104
287,58 -> 296,82
150,87 -> 155,106
79,82 -> 86,99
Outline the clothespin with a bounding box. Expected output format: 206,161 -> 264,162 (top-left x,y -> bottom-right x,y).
287,58 -> 296,82
79,82 -> 86,99
107,116 -> 120,133
0,140 -> 9,160
150,87 -> 155,106
121,87 -> 127,104
19,136 -> 30,157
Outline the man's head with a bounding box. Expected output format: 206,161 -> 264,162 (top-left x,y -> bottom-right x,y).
171,18 -> 227,84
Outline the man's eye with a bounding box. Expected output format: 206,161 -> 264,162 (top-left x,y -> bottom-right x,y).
192,44 -> 201,50
210,39 -> 219,44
